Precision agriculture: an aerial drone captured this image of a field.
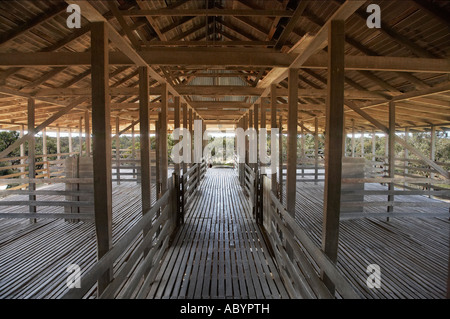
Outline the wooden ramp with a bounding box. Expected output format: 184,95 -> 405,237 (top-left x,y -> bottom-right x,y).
145,168 -> 288,299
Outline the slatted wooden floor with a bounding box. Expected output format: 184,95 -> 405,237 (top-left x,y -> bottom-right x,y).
0,180 -> 155,298
145,168 -> 288,299
283,180 -> 449,299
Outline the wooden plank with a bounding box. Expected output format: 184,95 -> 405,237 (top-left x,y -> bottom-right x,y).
286,68 -> 298,217
27,98 -> 36,222
388,101 -> 396,216
139,67 -> 152,217
122,9 -> 294,17
160,84 -> 168,193
91,22 -> 113,295
321,19 -> 345,295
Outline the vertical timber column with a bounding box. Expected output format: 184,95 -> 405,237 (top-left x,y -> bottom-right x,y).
28,98 -> 36,222
189,108 -> 193,168
244,114 -> 248,165
387,101 -> 395,217
254,104 -> 259,170
404,127 -> 409,188
160,83 -> 168,193
238,118 -> 244,186
42,128 -> 48,178
322,20 -> 345,294
139,66 -> 151,223
182,104 -> 188,174
430,125 -> 436,197
314,117 -> 319,185
68,128 -> 73,154
278,116 -> 283,203
57,126 -> 61,160
343,114 -> 346,157
260,100 -> 266,175
286,68 -> 298,218
155,118 -> 160,199
131,123 -> 136,179
20,124 -> 25,183
372,129 -> 376,162
115,117 -> 120,185
301,122 -> 305,178
360,130 -> 364,158
85,110 -> 91,157
79,117 -> 83,156
174,97 -> 180,176
271,84 -> 278,193
351,119 -> 355,157
91,21 -> 112,295
248,110 -> 253,168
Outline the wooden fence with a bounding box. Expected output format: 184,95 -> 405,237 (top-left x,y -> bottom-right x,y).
260,175 -> 360,299
62,176 -> 177,299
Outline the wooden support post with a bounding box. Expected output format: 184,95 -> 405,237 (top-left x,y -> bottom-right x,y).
343,114 -> 347,157
155,118 -> 160,199
360,130 -> 364,158
278,116 -> 283,203
322,20 -> 345,294
260,99 -> 266,175
301,121 -> 305,178
189,108 -> 193,167
351,119 -> 355,157
314,117 -> 319,185
85,110 -> 91,157
286,68 -> 298,218
42,128 -> 48,178
20,124 -> 25,184
131,122 -> 136,179
91,21 -> 112,295
182,104 -> 188,174
56,126 -> 61,160
254,104 -> 259,170
68,128 -> 73,154
238,117 -> 244,186
173,97 -> 181,223
430,125 -> 436,197
387,101 -> 396,218
174,96 -> 180,176
139,66 -> 152,238
384,132 -> 389,172
160,83 -> 168,193
372,129 -> 376,162
404,127 -> 409,187
28,98 -> 36,223
115,117 -> 121,185
79,117 -> 83,156
244,114 -> 248,165
271,84 -> 278,193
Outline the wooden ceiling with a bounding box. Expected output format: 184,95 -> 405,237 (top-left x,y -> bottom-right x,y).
0,0 -> 449,134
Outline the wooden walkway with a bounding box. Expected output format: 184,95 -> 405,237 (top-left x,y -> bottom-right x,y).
145,168 -> 288,299
285,181 -> 449,299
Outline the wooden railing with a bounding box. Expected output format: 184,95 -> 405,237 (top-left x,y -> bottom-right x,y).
0,152 -> 96,220
63,176 -> 177,299
182,159 -> 206,212
261,175 -> 360,299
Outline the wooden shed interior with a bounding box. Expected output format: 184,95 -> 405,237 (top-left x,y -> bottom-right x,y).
0,0 -> 449,299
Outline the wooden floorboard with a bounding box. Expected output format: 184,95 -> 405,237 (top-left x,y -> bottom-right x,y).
280,173 -> 449,299
145,168 -> 288,299
0,180 -> 156,299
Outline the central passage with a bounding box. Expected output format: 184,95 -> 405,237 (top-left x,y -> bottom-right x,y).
145,168 -> 288,299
